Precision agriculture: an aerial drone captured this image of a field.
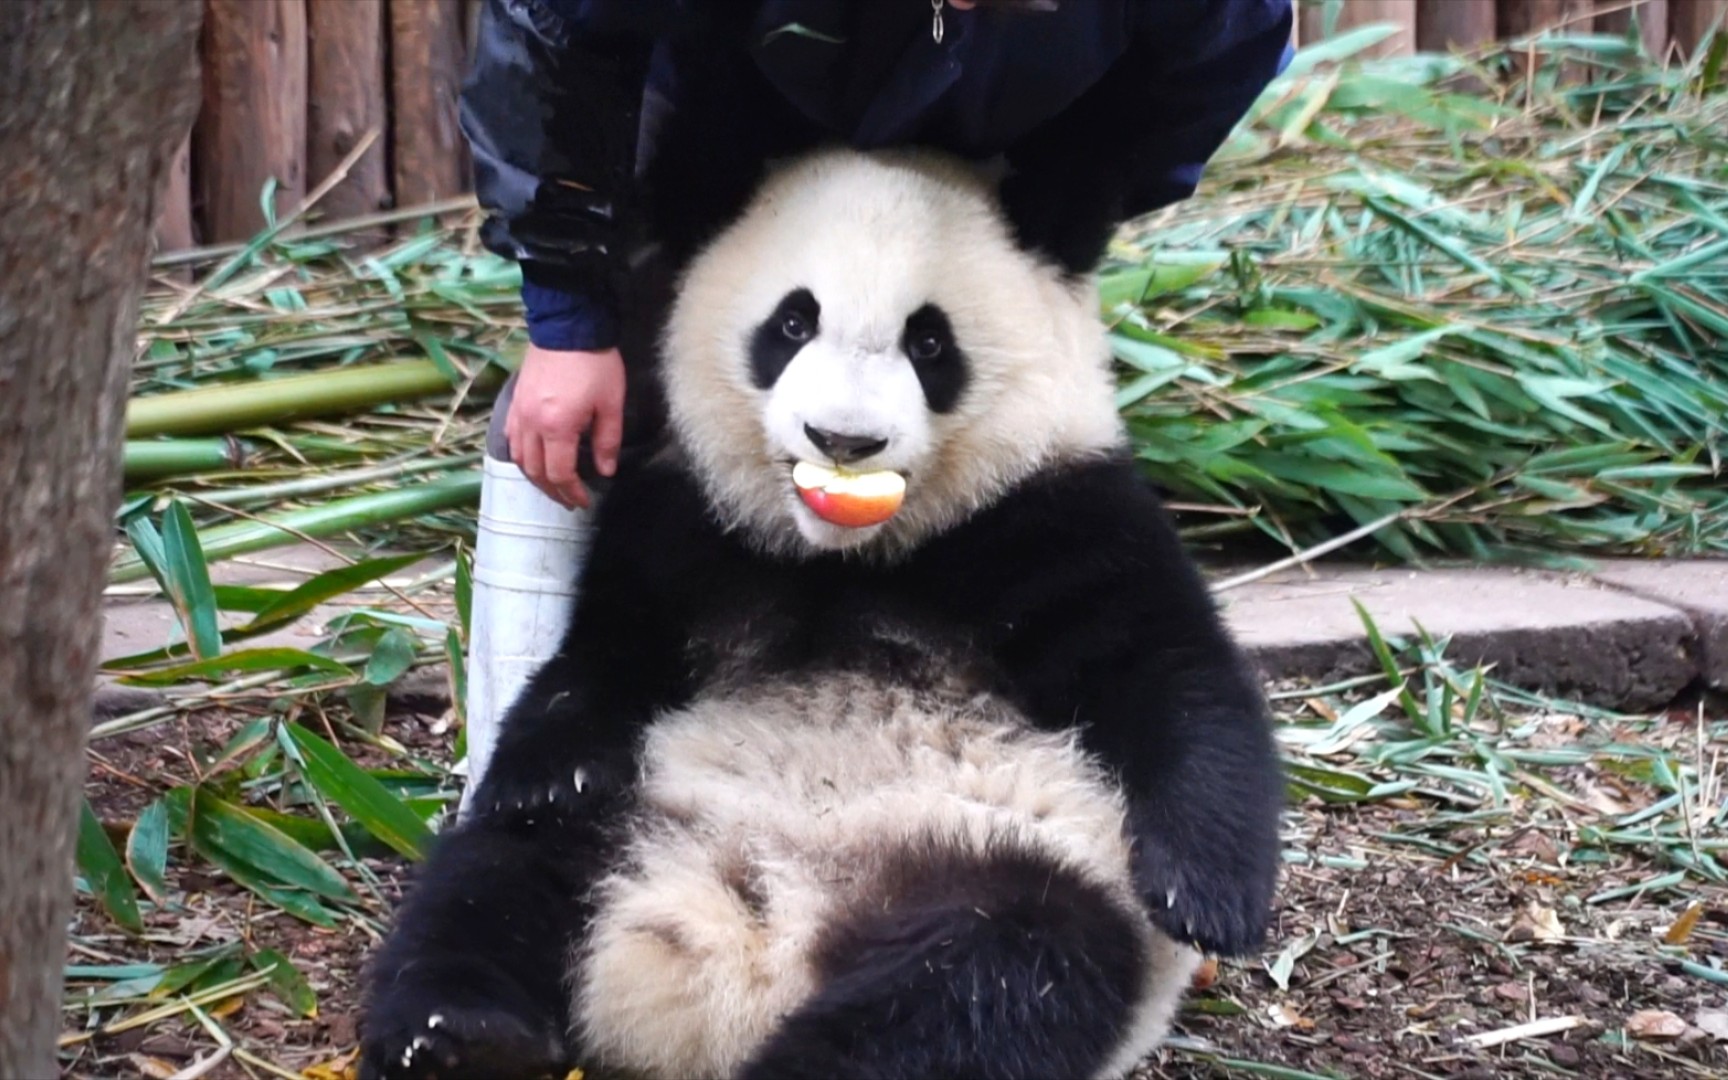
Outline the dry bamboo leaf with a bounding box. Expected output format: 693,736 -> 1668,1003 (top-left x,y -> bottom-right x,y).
1626,1009 -> 1689,1040
1662,901 -> 1704,946
1507,902 -> 1565,944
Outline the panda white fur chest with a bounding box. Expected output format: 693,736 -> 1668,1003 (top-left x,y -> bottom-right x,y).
360,149 -> 1283,1080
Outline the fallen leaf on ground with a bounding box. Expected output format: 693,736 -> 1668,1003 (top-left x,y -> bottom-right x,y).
1663,901 -> 1703,946
1267,1003 -> 1314,1030
1507,902 -> 1564,944
1626,1009 -> 1688,1040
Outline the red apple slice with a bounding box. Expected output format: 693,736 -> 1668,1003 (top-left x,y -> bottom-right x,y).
792,461 -> 906,528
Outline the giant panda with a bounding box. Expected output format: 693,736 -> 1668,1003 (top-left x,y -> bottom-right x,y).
359,147 -> 1284,1080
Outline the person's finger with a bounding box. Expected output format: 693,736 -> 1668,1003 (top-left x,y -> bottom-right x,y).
544,436 -> 589,511
518,434 -> 567,509
591,388 -> 625,478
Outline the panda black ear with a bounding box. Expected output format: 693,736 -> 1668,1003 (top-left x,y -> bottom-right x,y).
997,168 -> 1126,279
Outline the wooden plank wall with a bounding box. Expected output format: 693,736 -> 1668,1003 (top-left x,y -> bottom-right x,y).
156,0 -> 1728,251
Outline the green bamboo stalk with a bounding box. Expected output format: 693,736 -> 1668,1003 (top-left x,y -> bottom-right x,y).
124,437 -> 259,481
188,452 -> 483,508
124,435 -> 394,483
107,473 -> 482,584
125,360 -> 500,438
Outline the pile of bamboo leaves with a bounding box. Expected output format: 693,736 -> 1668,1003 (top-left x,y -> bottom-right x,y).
1107,23 -> 1728,562
115,25 -> 1728,588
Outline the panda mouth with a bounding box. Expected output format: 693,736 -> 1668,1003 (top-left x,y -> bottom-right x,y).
790,461 -> 907,528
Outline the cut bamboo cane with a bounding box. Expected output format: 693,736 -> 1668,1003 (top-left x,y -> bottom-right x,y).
124,438 -> 259,482
107,473 -> 484,584
125,359 -> 500,438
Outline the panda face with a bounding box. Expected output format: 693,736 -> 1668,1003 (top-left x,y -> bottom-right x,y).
661,149 -> 1124,558
749,287 -> 970,542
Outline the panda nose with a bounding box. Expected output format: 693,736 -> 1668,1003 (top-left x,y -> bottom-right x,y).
804,425 -> 889,465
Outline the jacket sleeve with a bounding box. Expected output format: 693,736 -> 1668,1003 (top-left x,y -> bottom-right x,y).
459,0 -> 659,352
999,0 -> 1293,276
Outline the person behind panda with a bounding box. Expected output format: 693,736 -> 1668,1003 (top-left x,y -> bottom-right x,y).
462,0 -> 1295,510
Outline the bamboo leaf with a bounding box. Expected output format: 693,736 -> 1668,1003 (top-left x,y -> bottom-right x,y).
279,723 -> 434,861
78,798 -> 144,933
364,627 -> 420,686
117,647 -> 356,687
244,552 -> 430,633
250,948 -> 319,1018
125,800 -> 172,906
186,787 -> 356,904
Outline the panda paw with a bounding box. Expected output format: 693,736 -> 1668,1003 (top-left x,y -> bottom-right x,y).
359,988 -> 570,1080
469,753 -> 628,829
1131,836 -> 1276,960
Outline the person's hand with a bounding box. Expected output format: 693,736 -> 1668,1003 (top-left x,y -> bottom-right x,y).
504,344 -> 626,510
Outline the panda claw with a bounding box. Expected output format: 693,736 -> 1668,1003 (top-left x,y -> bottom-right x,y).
427,1013 -> 445,1030
1166,887 -> 1177,910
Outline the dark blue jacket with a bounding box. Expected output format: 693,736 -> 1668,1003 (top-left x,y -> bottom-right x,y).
460,0 -> 1293,353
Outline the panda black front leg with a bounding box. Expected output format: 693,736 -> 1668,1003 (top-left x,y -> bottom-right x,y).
362,469 -> 701,1079
359,694 -> 644,1080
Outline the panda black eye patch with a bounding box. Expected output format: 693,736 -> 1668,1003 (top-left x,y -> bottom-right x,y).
749,288 -> 821,389
901,303 -> 968,414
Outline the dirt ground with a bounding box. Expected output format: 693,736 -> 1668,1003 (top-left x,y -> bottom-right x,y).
64,684 -> 1728,1080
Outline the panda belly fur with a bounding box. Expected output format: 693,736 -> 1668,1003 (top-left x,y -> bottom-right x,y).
575,666 -> 1201,1079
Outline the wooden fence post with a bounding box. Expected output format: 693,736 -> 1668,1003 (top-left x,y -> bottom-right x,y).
155,133 -> 195,255
390,0 -> 470,210
308,0 -> 390,225
195,0 -> 308,242
1597,1 -> 1669,55
1498,0 -> 1602,36
1418,0 -> 1500,49
1301,0 -> 1420,56
1671,0 -> 1728,52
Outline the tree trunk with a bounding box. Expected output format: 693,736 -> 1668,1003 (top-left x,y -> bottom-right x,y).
196,0 -> 308,242
1598,0 -> 1670,57
1417,0 -> 1499,49
0,3 -> 202,1076
309,0 -> 391,226
390,0 -> 471,209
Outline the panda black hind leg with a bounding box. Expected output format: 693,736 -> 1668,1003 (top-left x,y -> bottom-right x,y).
735,839 -> 1163,1080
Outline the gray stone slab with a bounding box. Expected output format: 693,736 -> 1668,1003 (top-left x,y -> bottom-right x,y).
1590,559 -> 1728,689
1218,565 -> 1697,710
